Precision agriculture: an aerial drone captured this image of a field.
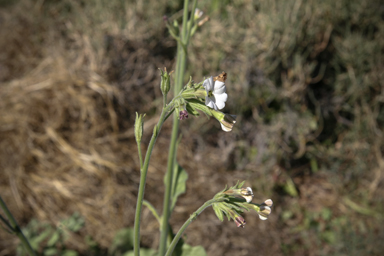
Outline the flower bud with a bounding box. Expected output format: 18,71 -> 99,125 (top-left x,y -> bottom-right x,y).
262,199 -> 273,207
224,187 -> 254,203
247,202 -> 272,220
258,206 -> 272,220
159,68 -> 171,95
234,215 -> 246,228
134,112 -> 145,143
194,8 -> 204,20
240,187 -> 254,203
179,110 -> 188,120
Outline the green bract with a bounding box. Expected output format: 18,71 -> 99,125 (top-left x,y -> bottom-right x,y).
159,68 -> 171,95
134,112 -> 145,143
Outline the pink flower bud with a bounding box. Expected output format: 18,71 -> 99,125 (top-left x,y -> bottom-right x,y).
234,216 -> 246,228
179,110 -> 188,120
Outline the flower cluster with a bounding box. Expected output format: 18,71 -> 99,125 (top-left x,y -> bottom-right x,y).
180,72 -> 237,132
212,181 -> 273,228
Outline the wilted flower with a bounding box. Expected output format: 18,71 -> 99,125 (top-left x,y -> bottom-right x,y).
203,76 -> 227,110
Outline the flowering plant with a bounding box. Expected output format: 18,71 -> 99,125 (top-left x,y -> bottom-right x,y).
130,2 -> 273,256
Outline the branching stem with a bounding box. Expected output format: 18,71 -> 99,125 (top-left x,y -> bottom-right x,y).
165,199 -> 218,256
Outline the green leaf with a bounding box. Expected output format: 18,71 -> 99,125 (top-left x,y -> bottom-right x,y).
170,163 -> 189,211
283,177 -> 299,197
186,101 -> 200,117
32,227 -> 52,245
180,244 -> 207,256
46,230 -> 60,247
44,248 -> 59,256
62,250 -> 79,256
60,212 -> 85,232
124,248 -> 157,256
238,181 -> 245,188
212,204 -> 224,222
109,228 -> 134,255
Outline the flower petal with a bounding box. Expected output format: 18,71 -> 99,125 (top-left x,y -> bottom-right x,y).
258,206 -> 271,220
214,86 -> 226,95
263,199 -> 273,207
213,81 -> 226,94
205,97 -> 217,110
258,215 -> 268,220
240,187 -> 254,202
214,93 -> 228,109
220,122 -> 232,132
203,76 -> 214,91
214,81 -> 225,89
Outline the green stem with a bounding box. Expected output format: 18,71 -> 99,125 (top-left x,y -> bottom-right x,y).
185,0 -> 198,45
158,114 -> 179,256
163,92 -> 167,111
158,2 -> 192,256
137,142 -> 143,170
133,104 -> 173,256
0,196 -> 36,256
181,0 -> 190,41
165,199 -> 217,256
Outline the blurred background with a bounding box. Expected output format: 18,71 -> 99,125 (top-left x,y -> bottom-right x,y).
1,0 -> 383,255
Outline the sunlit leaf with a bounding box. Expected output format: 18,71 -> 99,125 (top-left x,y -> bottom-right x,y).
124,248 -> 157,256
180,244 -> 207,256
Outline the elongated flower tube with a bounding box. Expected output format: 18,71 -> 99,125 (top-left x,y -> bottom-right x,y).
211,109 -> 236,132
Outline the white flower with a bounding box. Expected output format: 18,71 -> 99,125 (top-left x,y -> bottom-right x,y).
240,187 -> 254,203
258,206 -> 271,220
194,8 -> 204,19
203,76 -> 228,110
